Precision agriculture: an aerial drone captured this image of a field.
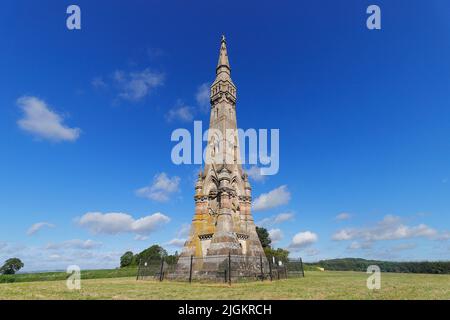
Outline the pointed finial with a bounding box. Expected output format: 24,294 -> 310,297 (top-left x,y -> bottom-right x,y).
217,35 -> 230,74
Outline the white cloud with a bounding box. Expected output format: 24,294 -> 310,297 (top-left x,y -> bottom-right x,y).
27,222 -> 55,236
165,238 -> 186,247
166,101 -> 195,123
46,239 -> 102,250
335,212 -> 351,221
113,68 -> 164,101
332,215 -> 438,242
268,228 -> 283,243
257,212 -> 294,228
17,96 -> 81,142
253,185 -> 291,211
290,231 -> 318,249
0,243 -> 123,272
195,83 -> 210,112
136,172 -> 180,202
166,83 -> 210,123
77,211 -> 170,235
246,166 -> 266,182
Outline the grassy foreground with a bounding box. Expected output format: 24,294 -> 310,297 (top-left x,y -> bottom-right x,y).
0,268 -> 137,284
0,271 -> 449,300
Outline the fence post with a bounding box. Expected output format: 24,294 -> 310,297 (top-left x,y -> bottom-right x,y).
300,257 -> 305,278
159,257 -> 164,282
259,255 -> 264,281
228,252 -> 231,285
189,255 -> 193,283
136,258 -> 142,281
268,257 -> 273,281
224,269 -> 227,283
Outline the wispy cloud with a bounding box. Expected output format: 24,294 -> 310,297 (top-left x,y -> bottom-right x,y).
136,172 -> 180,202
165,223 -> 191,248
253,185 -> 291,211
438,231 -> 450,240
27,222 -> 55,236
268,228 -> 283,244
134,235 -> 149,241
45,239 -> 102,250
335,212 -> 351,221
93,68 -> 164,103
176,223 -> 191,238
347,241 -> 373,250
165,238 -> 186,247
165,100 -> 195,123
257,212 -> 294,228
113,68 -> 164,101
166,83 -> 211,123
195,83 -> 210,113
17,96 -> 80,142
332,215 -> 438,242
246,166 -> 266,183
77,211 -> 170,235
91,76 -> 107,89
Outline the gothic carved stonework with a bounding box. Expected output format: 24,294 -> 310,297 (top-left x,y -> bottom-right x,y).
180,36 -> 267,262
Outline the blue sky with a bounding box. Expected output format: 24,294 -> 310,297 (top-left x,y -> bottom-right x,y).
1,0 -> 449,271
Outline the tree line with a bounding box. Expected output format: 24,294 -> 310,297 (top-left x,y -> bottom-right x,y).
307,258 -> 450,274
120,227 -> 290,268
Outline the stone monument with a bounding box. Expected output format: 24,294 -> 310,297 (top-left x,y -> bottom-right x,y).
178,36 -> 267,274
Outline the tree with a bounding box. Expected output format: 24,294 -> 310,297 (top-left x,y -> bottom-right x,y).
165,251 -> 179,265
256,226 -> 271,248
136,245 -> 168,263
0,258 -> 24,275
120,251 -> 134,268
264,247 -> 290,263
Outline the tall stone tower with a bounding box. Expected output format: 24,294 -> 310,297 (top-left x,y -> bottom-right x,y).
180,36 -> 266,262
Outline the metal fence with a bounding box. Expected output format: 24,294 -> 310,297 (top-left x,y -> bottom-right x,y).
136,254 -> 305,284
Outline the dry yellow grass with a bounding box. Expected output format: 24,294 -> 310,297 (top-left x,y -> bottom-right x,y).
0,271 -> 449,300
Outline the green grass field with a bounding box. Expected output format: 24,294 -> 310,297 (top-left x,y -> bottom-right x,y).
0,267 -> 137,283
0,271 -> 449,300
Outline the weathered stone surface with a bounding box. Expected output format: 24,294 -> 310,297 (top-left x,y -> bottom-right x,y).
179,36 -> 267,271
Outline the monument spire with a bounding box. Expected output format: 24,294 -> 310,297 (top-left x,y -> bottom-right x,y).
178,36 -> 266,267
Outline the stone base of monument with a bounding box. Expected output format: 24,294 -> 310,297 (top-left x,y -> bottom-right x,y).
167,254 -> 270,281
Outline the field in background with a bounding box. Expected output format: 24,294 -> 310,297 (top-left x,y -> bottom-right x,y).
0,271 -> 449,300
0,267 -> 137,283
